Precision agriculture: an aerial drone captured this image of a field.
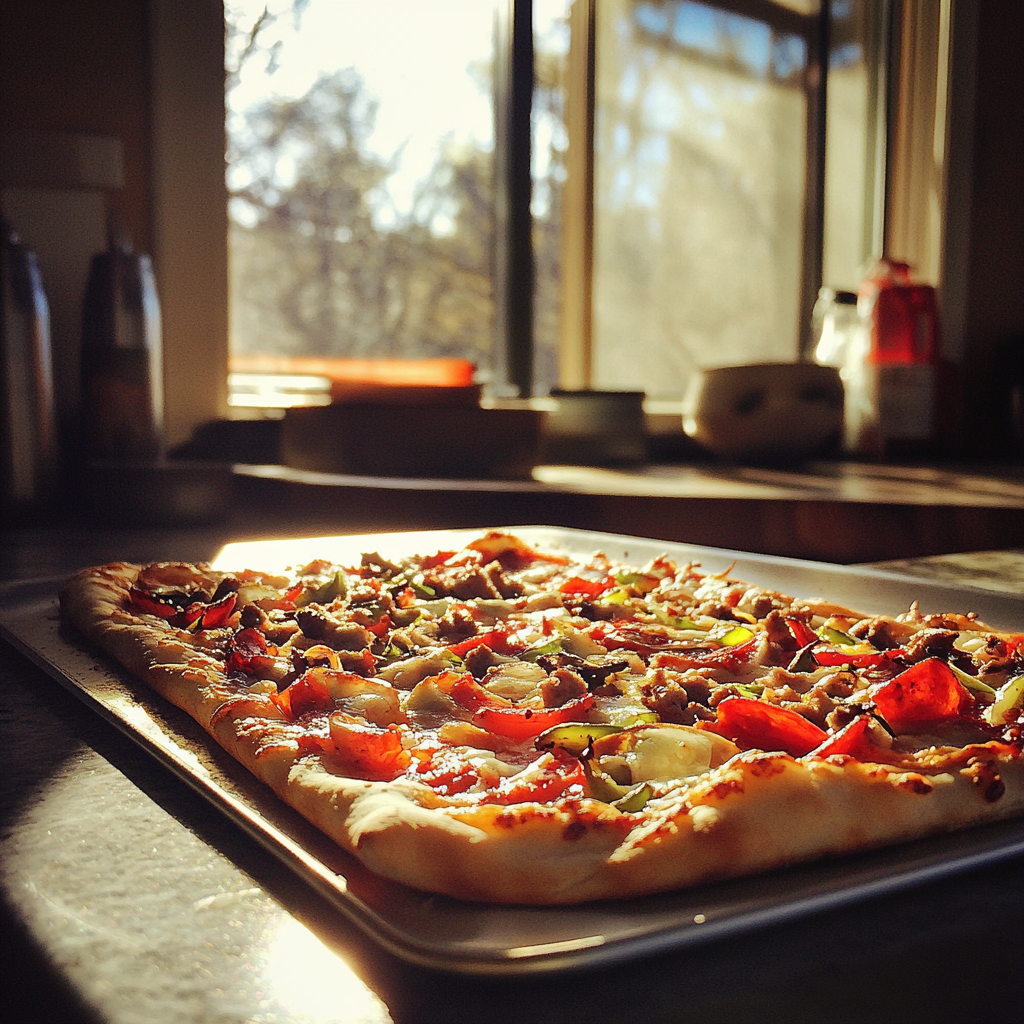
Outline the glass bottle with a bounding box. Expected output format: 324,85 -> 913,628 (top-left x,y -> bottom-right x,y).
813,286 -> 878,455
1,220 -> 58,510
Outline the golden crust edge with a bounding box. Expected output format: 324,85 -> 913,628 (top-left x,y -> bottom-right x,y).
281,747 -> 1024,904
59,564 -> 299,792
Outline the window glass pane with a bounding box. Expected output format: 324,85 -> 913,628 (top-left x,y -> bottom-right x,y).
532,0 -> 573,395
592,0 -> 811,398
822,0 -> 887,292
225,0 -> 498,392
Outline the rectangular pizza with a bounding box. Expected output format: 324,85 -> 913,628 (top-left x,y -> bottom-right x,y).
59,530 -> 1024,904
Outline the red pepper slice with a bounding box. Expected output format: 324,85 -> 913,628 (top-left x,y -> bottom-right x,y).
650,637 -> 760,672
465,532 -> 570,570
200,592 -> 237,628
448,629 -> 514,659
329,715 -> 410,779
786,618 -> 818,648
870,657 -> 973,733
231,626 -> 266,654
492,755 -> 586,804
128,586 -> 178,620
713,697 -> 827,757
473,694 -> 595,742
173,591 -> 236,630
143,590 -> 236,631
294,714 -> 334,756
808,715 -> 886,761
272,667 -> 334,720
415,747 -> 481,795
365,612 -> 392,638
812,647 -> 895,668
419,549 -> 457,570
171,604 -> 205,629
559,576 -> 615,599
225,627 -> 275,677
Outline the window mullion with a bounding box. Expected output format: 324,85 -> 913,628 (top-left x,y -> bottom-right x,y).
800,0 -> 830,357
494,0 -> 535,397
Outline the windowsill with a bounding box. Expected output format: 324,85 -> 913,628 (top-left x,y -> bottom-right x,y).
229,459 -> 1024,565
235,458 -> 1024,507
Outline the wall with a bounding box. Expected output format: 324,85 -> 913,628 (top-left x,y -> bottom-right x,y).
0,0 -> 227,452
0,0 -> 153,434
961,0 -> 1024,452
0,0 -> 153,248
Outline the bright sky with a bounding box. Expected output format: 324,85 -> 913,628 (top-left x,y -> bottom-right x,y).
227,0 -> 499,219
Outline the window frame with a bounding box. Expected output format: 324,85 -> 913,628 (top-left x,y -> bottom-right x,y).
149,0 -> 971,442
151,0 -> 230,448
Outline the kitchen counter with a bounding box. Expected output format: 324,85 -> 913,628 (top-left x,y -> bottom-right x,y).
8,459 -> 1020,570
1,530 -> 1022,1024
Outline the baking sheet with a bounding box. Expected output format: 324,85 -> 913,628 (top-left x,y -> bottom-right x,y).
1,526 -> 1022,975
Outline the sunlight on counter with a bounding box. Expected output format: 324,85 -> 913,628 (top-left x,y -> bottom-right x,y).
265,916 -> 392,1024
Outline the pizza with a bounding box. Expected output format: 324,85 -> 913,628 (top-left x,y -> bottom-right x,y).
59,530 -> 1024,904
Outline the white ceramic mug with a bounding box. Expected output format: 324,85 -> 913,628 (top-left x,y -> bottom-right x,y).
682,363 -> 843,462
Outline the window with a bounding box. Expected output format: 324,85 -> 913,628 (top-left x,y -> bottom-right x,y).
222,0 -> 948,409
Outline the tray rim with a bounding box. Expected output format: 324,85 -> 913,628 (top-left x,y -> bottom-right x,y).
1,525 -> 1022,976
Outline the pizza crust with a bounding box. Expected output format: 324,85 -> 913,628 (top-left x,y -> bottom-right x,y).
283,746 -> 1023,904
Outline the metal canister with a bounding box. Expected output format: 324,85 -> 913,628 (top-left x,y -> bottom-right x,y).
0,220 -> 58,512
80,238 -> 164,461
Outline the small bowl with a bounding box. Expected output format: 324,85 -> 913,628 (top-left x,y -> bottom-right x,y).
542,389 -> 648,465
682,363 -> 843,462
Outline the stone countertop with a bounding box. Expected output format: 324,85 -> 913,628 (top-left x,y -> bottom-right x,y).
5,459 -> 1023,569
1,538 -> 1022,1024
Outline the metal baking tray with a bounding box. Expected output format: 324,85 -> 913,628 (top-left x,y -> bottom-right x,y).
1,526 -> 1022,975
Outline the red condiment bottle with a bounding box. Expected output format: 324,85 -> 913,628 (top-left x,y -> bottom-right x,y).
848,259 -> 954,459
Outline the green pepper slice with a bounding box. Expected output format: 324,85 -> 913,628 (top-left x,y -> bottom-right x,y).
580,755 -> 633,802
721,625 -> 755,646
947,662 -> 996,694
651,605 -> 703,630
613,782 -> 653,813
535,722 -> 623,757
818,625 -> 858,646
296,569 -> 347,608
519,637 -> 564,661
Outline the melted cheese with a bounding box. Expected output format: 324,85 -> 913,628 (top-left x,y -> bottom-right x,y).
483,662 -> 546,699
624,728 -> 718,783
